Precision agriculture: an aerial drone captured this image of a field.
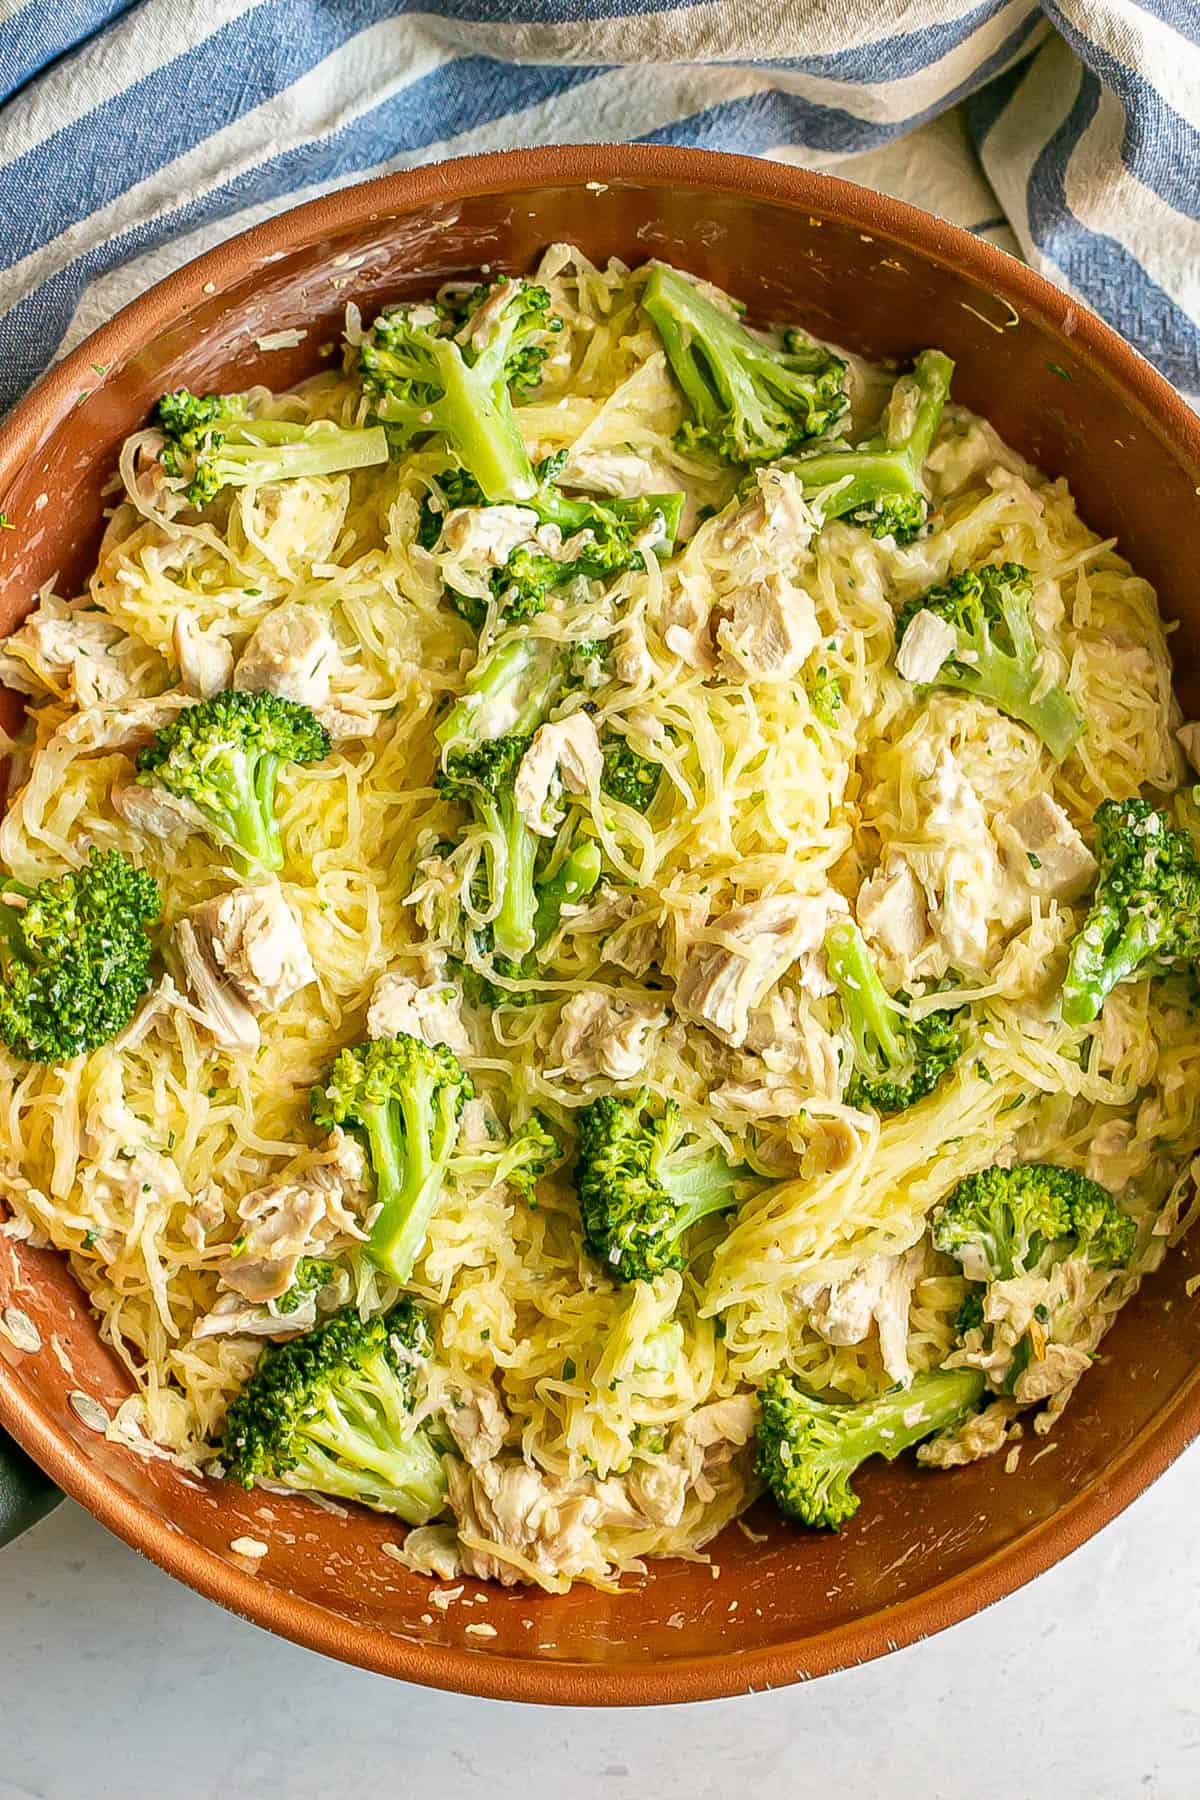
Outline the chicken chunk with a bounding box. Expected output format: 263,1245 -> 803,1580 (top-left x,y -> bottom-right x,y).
174,919 -> 260,1053
613,617 -> 655,689
442,1381 -> 509,1469
908,746 -> 1025,972
513,712 -> 602,837
0,597 -> 136,706
674,892 -> 839,1048
172,612 -> 234,698
855,857 -> 930,963
798,1245 -> 925,1387
917,1399 -> 1016,1468
549,988 -> 668,1082
894,607 -> 959,685
366,966 -> 471,1056
997,792 -> 1097,900
234,602 -> 335,712
192,1290 -> 318,1340
112,781 -> 209,842
218,1171 -> 366,1305
669,1394 -> 757,1505
185,882 -> 315,1014
436,503 -> 538,565
716,571 -> 821,681
447,1456 -> 630,1588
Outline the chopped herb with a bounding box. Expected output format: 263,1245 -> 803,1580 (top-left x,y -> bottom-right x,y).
999,1092 -> 1026,1114
562,1358 -> 576,1381
0,512 -> 13,531
1027,852 -> 1042,869
1047,362 -> 1074,382
714,1315 -> 727,1340
480,1328 -> 491,1342
976,1060 -> 994,1084
82,1228 -> 100,1250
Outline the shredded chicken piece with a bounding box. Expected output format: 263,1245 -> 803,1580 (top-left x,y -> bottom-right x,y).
716,571 -> 820,681
366,967 -> 471,1056
218,1170 -> 366,1305
917,1399 -> 1016,1468
855,857 -> 930,963
613,617 -> 655,689
550,988 -> 668,1082
798,1245 -> 925,1387
174,919 -> 260,1053
604,910 -> 662,977
442,1381 -> 509,1468
668,1394 -> 757,1505
112,781 -> 208,842
0,596 -> 136,705
233,602 -> 374,740
800,1112 -> 869,1178
173,612 -> 234,698
907,745 -> 1025,972
513,713 -> 602,837
437,504 -> 538,565
185,881 -> 315,1014
192,1291 -> 318,1340
674,892 -> 840,1048
1085,1117 -> 1153,1188
895,608 -> 958,684
447,1457 -> 631,1588
997,792 -> 1097,900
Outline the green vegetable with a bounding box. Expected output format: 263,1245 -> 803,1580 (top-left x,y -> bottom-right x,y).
156,389 -> 387,506
436,737 -> 540,964
755,1365 -> 986,1530
824,919 -> 961,1114
276,1257 -> 335,1314
311,1033 -> 472,1283
1062,797 -> 1200,1025
574,1088 -> 761,1282
600,735 -> 662,812
136,689 -> 331,879
894,561 -> 1082,759
221,1299 -> 448,1522
434,634 -> 562,755
642,264 -> 848,463
785,349 -> 954,543
932,1163 -> 1136,1283
0,848 -> 160,1063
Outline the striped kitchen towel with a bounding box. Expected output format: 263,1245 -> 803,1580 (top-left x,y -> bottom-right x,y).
0,1 -> 1196,413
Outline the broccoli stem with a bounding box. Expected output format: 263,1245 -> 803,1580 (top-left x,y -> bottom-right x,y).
222,753 -> 284,874
482,791 -> 540,964
360,1076 -> 456,1281
209,421 -> 389,488
375,335 -> 536,504
533,841 -> 602,941
832,1368 -> 986,1471
789,349 -> 953,519
824,919 -> 906,1069
1062,911 -> 1162,1027
435,636 -> 561,752
294,1375 -> 447,1519
657,1141 -> 748,1244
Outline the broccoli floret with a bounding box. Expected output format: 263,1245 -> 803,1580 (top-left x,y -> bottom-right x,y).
417,466 -> 485,549
436,737 -> 541,964
221,1298 -> 448,1522
135,689 -> 331,878
933,1163 -> 1136,1284
824,919 -> 961,1114
456,1110 -> 563,1200
785,349 -> 954,543
895,561 -> 1082,759
156,389 -> 388,506
642,265 -> 848,463
275,1257 -> 335,1314
600,734 -> 662,812
1062,798 -> 1200,1026
357,280 -> 560,503
486,490 -> 684,623
311,1034 -> 472,1283
574,1088 -> 759,1282
755,1365 -> 987,1529
0,848 -> 160,1063
434,634 -> 563,755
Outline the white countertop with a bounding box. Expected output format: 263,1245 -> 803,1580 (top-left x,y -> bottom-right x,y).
1,1445 -> 1197,1800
